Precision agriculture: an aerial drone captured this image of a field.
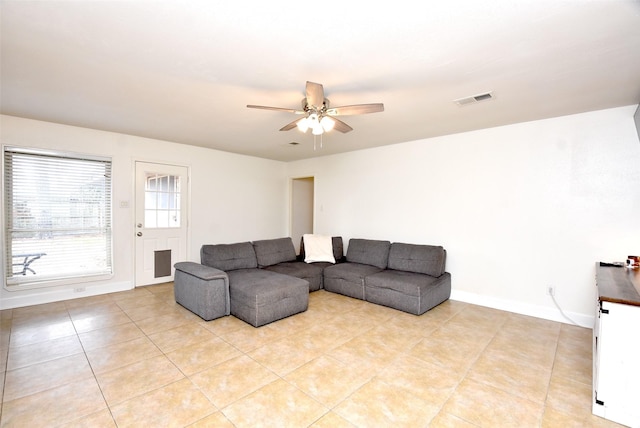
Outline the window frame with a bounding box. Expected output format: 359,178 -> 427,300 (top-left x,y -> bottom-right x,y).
2,146 -> 114,290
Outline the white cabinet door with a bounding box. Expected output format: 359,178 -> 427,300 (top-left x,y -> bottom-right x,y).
593,300 -> 640,428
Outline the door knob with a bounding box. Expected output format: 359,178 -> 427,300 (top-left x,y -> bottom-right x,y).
137,232 -> 143,237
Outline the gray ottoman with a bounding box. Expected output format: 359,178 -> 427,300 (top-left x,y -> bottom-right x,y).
228,269 -> 309,327
174,262 -> 230,321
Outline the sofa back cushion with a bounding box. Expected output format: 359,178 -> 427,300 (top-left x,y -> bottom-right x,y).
252,237 -> 297,268
201,242 -> 258,271
300,235 -> 343,263
388,243 -> 446,277
346,239 -> 391,269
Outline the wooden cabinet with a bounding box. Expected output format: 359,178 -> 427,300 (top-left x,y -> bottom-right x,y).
593,264 -> 640,428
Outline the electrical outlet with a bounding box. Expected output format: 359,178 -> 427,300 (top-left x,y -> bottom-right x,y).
547,286 -> 555,296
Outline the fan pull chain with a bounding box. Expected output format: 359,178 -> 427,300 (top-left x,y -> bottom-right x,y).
312,134 -> 324,151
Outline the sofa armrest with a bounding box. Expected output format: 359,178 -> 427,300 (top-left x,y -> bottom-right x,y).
174,262 -> 230,321
174,261 -> 227,280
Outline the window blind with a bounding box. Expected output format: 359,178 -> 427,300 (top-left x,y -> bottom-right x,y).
4,147 -> 112,287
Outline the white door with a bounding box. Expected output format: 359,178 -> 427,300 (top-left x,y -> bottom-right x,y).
135,161 -> 189,286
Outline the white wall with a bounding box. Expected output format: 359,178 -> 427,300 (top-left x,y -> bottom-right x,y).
0,115 -> 287,309
287,106 -> 640,326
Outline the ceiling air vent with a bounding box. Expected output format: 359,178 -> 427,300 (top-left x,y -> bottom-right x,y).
453,91 -> 493,106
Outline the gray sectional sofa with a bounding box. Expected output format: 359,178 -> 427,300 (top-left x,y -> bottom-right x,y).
174,236 -> 451,326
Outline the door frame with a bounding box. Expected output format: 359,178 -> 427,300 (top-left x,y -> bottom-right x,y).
133,159 -> 191,287
289,175 -> 315,254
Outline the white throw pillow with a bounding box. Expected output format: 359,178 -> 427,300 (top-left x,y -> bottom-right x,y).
303,234 -> 335,264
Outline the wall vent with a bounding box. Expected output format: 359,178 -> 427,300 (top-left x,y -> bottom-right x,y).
453,91 -> 494,106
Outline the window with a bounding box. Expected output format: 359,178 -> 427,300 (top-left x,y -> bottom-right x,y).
3,147 -> 112,287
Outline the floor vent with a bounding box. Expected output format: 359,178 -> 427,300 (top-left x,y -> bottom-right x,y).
454,91 -> 493,106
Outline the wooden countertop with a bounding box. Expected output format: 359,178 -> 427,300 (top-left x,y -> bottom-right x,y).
597,263 -> 640,307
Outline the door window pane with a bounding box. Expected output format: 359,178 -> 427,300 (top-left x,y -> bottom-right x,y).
144,173 -> 181,228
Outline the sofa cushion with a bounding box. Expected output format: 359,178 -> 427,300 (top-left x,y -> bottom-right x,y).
365,270 -> 451,315
263,261 -> 324,292
200,242 -> 257,271
323,261 -> 384,284
227,269 -> 304,303
252,237 -> 297,268
302,234 -> 335,263
387,243 -> 447,277
364,269 -> 440,297
346,238 -> 391,269
323,262 -> 384,300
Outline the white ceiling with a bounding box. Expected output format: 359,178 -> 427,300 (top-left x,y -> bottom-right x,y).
2,0 -> 640,162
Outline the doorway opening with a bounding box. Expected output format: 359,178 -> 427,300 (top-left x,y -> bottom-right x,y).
290,176 -> 314,254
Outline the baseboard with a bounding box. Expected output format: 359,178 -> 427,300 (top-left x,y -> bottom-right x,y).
0,281 -> 133,310
450,289 -> 595,329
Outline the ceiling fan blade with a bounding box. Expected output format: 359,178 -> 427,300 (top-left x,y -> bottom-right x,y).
279,118 -> 303,131
330,117 -> 353,133
305,81 -> 325,108
326,103 -> 384,116
247,105 -> 304,114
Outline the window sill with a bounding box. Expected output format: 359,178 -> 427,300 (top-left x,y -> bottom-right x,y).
4,273 -> 114,292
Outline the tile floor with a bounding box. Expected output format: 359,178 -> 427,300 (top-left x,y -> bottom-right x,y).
0,283 -> 626,427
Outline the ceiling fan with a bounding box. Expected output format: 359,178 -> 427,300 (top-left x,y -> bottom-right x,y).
247,81 -> 384,135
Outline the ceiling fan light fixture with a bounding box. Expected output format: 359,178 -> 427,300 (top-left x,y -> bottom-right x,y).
311,124 -> 324,135
247,81 -> 384,138
305,113 -> 323,135
320,116 -> 335,132
296,118 -> 310,132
